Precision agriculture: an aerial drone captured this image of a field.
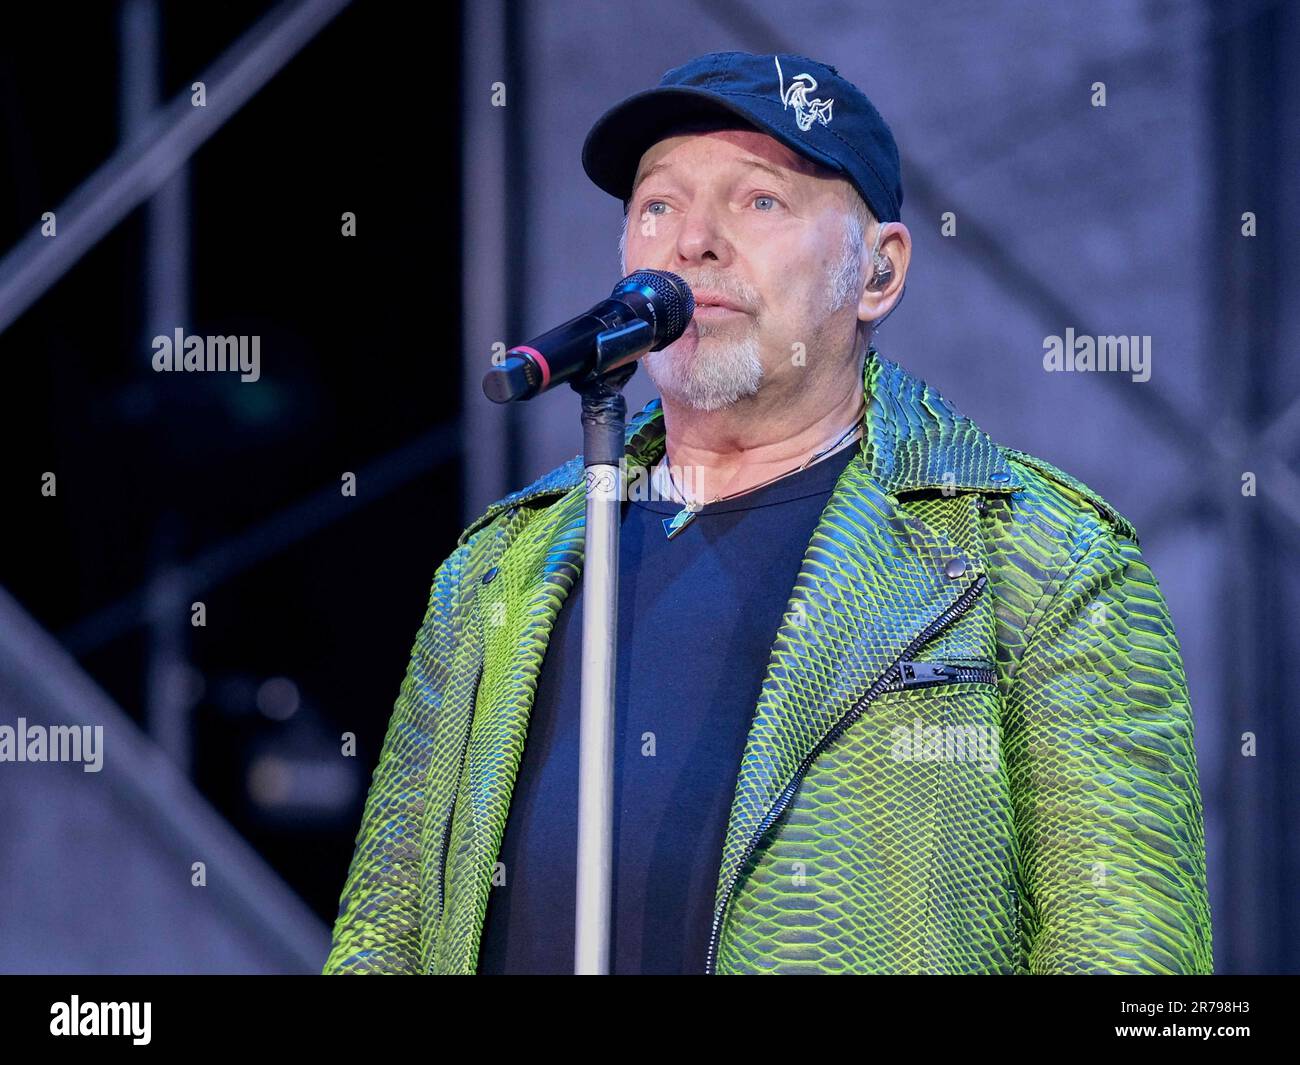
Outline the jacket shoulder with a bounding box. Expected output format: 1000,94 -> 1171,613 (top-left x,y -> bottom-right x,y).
1001,447 -> 1138,545
455,453 -> 584,547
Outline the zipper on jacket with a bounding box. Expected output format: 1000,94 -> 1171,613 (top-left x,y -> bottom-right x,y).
881,660 -> 998,691
703,573 -> 989,974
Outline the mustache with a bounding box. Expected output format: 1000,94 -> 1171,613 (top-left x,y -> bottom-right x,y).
681,275 -> 757,309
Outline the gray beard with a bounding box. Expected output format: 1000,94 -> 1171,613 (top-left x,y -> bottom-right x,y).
643,322 -> 764,412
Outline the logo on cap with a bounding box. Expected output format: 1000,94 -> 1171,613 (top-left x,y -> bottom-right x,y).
774,55 -> 834,131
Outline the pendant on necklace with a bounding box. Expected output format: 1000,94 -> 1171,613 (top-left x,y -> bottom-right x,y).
662,503 -> 702,539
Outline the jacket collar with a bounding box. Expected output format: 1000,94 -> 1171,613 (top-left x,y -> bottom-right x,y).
458,346 -> 1023,547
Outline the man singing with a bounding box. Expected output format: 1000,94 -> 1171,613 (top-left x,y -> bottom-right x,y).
324,51 -> 1213,975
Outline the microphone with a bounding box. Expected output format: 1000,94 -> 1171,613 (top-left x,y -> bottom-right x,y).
482,269 -> 695,403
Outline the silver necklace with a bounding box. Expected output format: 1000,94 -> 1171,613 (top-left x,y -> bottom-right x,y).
657,419 -> 862,539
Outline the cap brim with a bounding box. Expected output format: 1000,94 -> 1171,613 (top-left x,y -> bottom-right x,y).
581,86 -> 847,205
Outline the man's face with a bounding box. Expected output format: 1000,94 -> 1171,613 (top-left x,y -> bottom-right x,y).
623,127 -> 864,412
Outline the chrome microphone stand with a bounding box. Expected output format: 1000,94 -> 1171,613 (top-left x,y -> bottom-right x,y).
570,357 -> 637,975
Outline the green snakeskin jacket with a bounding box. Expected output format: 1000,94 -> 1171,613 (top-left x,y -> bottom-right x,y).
323,346 -> 1214,975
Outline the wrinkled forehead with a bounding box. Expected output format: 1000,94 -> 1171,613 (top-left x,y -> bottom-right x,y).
629,117 -> 828,201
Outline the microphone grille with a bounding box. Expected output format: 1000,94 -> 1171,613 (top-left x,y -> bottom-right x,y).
614,269 -> 695,346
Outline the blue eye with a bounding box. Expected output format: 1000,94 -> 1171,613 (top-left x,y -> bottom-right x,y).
753,195 -> 778,211
645,201 -> 670,216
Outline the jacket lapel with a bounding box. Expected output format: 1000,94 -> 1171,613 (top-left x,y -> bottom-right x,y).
433,484 -> 585,973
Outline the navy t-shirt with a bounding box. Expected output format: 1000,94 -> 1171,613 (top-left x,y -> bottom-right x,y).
475,441 -> 859,974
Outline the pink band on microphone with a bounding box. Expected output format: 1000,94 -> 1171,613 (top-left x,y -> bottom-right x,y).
512,346 -> 550,391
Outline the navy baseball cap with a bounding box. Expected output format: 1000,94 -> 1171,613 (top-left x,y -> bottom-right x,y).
582,51 -> 903,223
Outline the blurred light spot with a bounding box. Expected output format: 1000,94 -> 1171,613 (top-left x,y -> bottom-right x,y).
248,755 -> 293,805
246,755 -> 357,815
256,677 -> 300,720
